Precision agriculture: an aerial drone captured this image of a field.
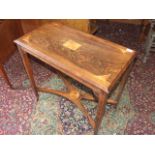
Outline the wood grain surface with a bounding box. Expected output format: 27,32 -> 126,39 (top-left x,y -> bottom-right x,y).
15,22 -> 136,93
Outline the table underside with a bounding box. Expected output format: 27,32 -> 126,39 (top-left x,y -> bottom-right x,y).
37,72 -> 119,129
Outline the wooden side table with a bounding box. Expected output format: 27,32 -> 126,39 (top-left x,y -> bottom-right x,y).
14,22 -> 136,134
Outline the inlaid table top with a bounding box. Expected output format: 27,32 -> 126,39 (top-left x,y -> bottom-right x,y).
15,22 -> 136,93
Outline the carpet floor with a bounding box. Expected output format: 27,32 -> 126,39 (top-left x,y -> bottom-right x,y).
0,21 -> 155,134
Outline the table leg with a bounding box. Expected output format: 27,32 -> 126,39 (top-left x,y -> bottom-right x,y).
18,47 -> 39,100
0,63 -> 12,88
94,91 -> 107,134
114,62 -> 134,104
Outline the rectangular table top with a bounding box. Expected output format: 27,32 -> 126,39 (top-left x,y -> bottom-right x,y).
15,22 -> 136,93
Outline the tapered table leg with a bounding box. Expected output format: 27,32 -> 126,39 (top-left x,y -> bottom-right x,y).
114,62 -> 134,104
94,91 -> 107,134
0,64 -> 12,88
18,47 -> 39,100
